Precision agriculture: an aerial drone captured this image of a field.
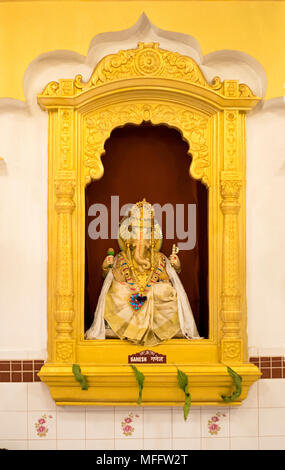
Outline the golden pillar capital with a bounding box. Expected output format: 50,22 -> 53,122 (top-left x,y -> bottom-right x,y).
55,180 -> 76,214
220,173 -> 242,214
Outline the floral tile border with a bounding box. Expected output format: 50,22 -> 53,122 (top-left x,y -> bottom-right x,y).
0,358 -> 284,382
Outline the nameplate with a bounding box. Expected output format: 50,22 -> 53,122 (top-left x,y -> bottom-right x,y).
128,350 -> 167,364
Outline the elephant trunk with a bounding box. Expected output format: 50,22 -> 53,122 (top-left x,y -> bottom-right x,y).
133,240 -> 151,272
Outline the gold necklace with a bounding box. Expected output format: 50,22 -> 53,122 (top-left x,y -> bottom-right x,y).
124,251 -> 155,295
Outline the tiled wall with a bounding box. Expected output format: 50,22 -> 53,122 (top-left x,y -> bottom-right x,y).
0,379 -> 285,450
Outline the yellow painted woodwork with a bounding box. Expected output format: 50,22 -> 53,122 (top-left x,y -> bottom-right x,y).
38,42 -> 261,406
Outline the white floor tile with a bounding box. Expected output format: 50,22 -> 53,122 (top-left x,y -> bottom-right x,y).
57,409 -> 86,439
230,408 -> 258,437
28,439 -> 57,450
0,384 -> 28,411
57,439 -> 86,450
86,409 -> 114,439
115,438 -> 143,450
172,408 -> 201,438
230,437 -> 259,450
201,437 -> 230,450
143,438 -> 172,450
259,379 -> 285,408
86,439 -> 115,450
172,438 -> 201,450
28,382 -> 56,411
259,408 -> 285,436
0,440 -> 28,450
0,412 -> 27,440
143,408 -> 172,439
259,436 -> 285,450
56,405 -> 85,412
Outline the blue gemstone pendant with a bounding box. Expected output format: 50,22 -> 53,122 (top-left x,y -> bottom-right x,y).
129,293 -> 147,311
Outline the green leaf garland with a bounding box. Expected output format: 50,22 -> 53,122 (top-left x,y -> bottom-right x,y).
131,365 -> 145,405
221,366 -> 242,402
177,368 -> 191,421
72,364 -> 89,391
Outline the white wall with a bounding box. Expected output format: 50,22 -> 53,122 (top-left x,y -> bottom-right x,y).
247,100 -> 285,351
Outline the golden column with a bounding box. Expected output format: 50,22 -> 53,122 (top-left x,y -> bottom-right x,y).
220,105 -> 244,363
54,179 -> 76,362
220,175 -> 243,362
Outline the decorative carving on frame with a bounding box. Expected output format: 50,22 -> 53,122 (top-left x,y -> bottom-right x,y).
83,103 -> 210,186
56,341 -> 74,362
221,339 -> 243,362
40,43 -> 256,102
59,109 -> 74,170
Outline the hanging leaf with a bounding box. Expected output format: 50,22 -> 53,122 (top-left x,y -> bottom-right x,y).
131,365 -> 145,405
183,391 -> 191,421
177,368 -> 188,391
72,364 -> 89,391
221,366 -> 242,402
177,368 -> 191,421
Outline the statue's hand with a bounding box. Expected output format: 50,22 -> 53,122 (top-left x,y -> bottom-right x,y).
102,255 -> 114,271
169,254 -> 181,273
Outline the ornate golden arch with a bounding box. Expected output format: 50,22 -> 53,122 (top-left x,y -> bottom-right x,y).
38,42 -> 261,406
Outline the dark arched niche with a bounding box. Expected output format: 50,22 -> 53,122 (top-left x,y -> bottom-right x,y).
85,122 -> 209,338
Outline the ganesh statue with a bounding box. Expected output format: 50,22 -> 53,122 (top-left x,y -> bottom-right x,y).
85,199 -> 200,346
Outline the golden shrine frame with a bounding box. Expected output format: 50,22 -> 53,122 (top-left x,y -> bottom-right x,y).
38,42 -> 261,406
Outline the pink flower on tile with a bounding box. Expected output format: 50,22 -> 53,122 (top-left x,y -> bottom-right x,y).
121,412 -> 140,437
211,416 -> 219,422
122,424 -> 135,436
123,425 -> 132,433
34,414 -> 53,438
207,411 -> 227,436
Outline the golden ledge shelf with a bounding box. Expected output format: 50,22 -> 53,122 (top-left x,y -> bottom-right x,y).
39,362 -> 261,407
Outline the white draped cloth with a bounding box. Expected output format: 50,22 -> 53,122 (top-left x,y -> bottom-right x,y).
85,257 -> 200,341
